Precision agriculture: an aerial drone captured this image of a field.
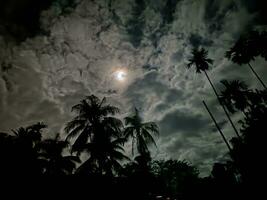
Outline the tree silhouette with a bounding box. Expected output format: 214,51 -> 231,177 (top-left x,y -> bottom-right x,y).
187,47 -> 240,138
76,137 -> 129,177
151,160 -> 200,199
203,100 -> 232,152
246,31 -> 267,61
1,83 -> 266,196
219,80 -> 251,115
225,33 -> 267,89
38,133 -> 80,176
227,88 -> 267,189
124,108 -> 159,156
0,122 -> 46,177
65,95 -> 128,176
65,95 -> 121,153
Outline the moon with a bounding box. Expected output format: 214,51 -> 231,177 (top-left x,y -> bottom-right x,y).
115,70 -> 127,81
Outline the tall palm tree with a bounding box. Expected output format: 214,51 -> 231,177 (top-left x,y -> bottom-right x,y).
65,95 -> 128,176
38,134 -> 80,176
124,108 -> 159,156
65,95 -> 120,153
203,101 -> 232,152
225,35 -> 267,89
219,80 -> 251,115
187,47 -> 240,138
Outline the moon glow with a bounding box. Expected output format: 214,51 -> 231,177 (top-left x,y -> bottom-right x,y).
115,70 -> 127,81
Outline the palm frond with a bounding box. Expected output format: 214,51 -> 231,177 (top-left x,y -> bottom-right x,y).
143,122 -> 159,136
65,119 -> 86,133
124,116 -> 134,125
141,128 -> 157,148
124,127 -> 135,139
101,105 -> 120,116
71,129 -> 90,153
65,124 -> 85,141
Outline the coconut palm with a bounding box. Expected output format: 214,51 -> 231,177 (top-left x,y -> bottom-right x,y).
65,95 -> 121,153
76,137 -> 129,176
124,108 -> 159,156
203,100 -> 232,152
187,47 -> 240,138
219,80 -> 251,115
9,122 -> 47,176
38,134 -> 80,176
65,95 -> 128,176
225,34 -> 266,89
11,122 -> 46,145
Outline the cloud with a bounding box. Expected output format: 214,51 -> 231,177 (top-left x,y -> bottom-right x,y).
240,0 -> 267,25
0,0 -> 80,42
158,109 -> 210,137
188,33 -> 214,47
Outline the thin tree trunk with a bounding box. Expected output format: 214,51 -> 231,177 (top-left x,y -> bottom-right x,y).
248,63 -> 267,89
204,70 -> 241,138
203,104 -> 243,181
203,101 -> 232,152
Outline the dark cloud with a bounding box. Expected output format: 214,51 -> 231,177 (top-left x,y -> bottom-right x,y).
125,71 -> 169,109
0,0 -> 78,42
241,0 -> 267,25
142,64 -> 159,71
188,33 -> 214,48
125,0 -> 146,48
170,50 -> 184,63
204,0 -> 237,33
159,109 -> 210,137
0,0 -> 54,41
161,0 -> 180,25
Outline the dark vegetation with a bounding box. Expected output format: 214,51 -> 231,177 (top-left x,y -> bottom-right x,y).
0,31 -> 266,199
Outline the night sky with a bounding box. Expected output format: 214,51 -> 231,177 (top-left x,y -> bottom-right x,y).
0,0 -> 266,176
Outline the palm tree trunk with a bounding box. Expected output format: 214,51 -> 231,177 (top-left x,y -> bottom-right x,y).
202,101 -> 232,152
247,63 -> 267,89
203,101 -> 243,179
204,71 -> 241,139
132,137 -> 135,156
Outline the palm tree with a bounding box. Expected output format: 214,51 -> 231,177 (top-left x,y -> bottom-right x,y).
203,100 -> 232,152
8,122 -> 47,176
124,108 -> 159,156
187,47 -> 240,138
76,137 -> 129,176
38,134 -> 80,176
65,95 -> 128,176
225,35 -> 267,89
11,122 -> 46,145
219,80 -> 251,115
65,95 -> 121,154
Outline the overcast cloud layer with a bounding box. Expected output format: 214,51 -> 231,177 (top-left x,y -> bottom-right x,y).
0,0 -> 266,175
